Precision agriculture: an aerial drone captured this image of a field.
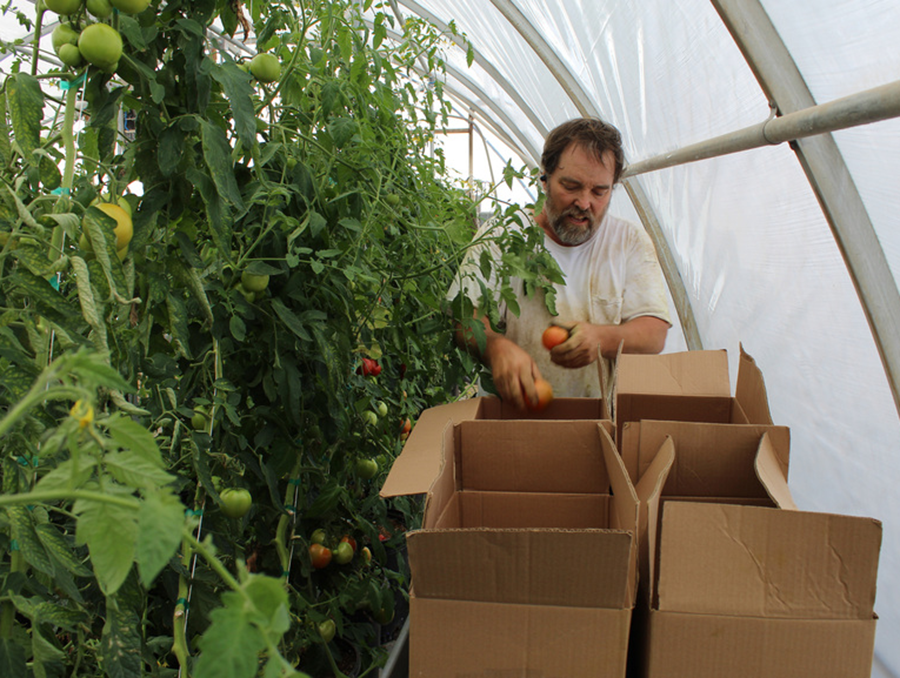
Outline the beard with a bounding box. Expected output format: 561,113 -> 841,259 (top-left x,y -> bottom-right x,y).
544,197 -> 602,245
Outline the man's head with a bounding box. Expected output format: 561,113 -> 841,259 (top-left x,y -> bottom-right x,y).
537,118 -> 625,246
541,118 -> 625,184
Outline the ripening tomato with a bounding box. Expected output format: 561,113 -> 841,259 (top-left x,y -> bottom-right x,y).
340,535 -> 357,553
309,543 -> 332,569
525,378 -> 554,412
542,324 -> 570,350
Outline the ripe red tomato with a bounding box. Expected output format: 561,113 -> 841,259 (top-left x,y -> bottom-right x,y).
542,324 -> 570,350
309,543 -> 332,569
525,378 -> 554,412
356,358 -> 382,376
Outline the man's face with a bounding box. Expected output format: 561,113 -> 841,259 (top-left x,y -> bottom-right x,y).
539,143 -> 616,246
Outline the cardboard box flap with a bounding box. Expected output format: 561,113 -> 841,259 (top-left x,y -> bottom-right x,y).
458,420 -> 613,493
421,421 -> 458,530
633,421 -> 789,499
657,501 -> 883,619
615,350 -> 731,397
754,431 -> 796,510
381,398 -> 482,498
478,395 -> 609,421
736,344 -> 774,425
634,436 -> 675,603
408,528 -> 634,609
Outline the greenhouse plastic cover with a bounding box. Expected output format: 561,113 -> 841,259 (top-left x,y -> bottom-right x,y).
3,1 -> 900,676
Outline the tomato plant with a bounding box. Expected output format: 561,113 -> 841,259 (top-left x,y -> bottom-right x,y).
0,0 -> 558,675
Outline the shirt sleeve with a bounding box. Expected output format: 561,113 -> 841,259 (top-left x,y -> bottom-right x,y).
622,225 -> 672,325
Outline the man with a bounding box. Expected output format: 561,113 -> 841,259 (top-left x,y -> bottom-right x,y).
449,118 -> 671,410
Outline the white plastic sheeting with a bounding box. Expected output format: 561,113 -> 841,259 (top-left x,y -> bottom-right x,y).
391,2 -> 900,676
2,1 -> 898,675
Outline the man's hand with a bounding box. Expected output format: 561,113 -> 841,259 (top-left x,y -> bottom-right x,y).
484,334 -> 544,411
549,316 -> 669,367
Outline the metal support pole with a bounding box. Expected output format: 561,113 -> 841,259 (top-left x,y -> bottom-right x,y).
624,79 -> 900,177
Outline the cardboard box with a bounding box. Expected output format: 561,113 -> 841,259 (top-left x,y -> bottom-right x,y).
613,346 -> 773,454
386,418 -> 641,678
629,420 -> 882,678
380,395 -> 608,499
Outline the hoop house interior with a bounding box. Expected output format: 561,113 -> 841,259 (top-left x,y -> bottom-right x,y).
2,1 -> 899,676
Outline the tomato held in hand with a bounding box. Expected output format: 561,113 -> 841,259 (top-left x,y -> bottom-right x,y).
542,324 -> 570,350
525,378 -> 554,412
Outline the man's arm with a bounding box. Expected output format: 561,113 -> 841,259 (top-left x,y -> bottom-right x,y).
455,314 -> 544,411
550,316 -> 669,368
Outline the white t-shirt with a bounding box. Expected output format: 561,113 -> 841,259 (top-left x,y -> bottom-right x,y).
448,211 -> 671,397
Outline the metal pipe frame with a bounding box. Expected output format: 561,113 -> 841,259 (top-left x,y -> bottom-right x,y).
712,0 -> 900,418
624,79 -> 900,177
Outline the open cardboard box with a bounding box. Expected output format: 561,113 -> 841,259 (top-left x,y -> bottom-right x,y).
628,420 -> 882,678
380,394 -> 608,499
385,418 -> 642,678
612,346 -> 773,460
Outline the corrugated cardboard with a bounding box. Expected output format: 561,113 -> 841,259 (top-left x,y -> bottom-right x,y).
613,346 -> 773,452
630,420 -> 882,678
396,419 -> 641,678
380,395 -> 608,499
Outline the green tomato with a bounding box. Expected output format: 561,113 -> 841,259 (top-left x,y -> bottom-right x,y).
240,270 -> 270,293
355,458 -> 379,480
190,411 -> 208,431
220,488 -> 252,519
77,23 -> 123,69
85,0 -> 113,17
249,53 -> 280,83
110,0 -> 150,13
310,528 -> 327,545
376,401 -> 388,417
51,24 -> 79,52
362,410 -> 378,428
385,193 -> 401,206
57,43 -> 83,68
333,541 -> 354,565
318,620 -> 336,644
45,0 -> 83,14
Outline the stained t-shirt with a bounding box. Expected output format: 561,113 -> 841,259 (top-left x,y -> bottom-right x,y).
448,211 -> 671,398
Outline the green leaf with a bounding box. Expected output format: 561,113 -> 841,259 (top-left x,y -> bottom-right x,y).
136,490 -> 184,587
101,582 -> 144,678
8,505 -> 54,576
104,449 -> 175,489
200,120 -> 244,208
0,91 -> 12,168
210,62 -> 257,150
74,494 -> 138,595
229,314 -> 247,342
10,594 -> 86,631
10,270 -> 85,339
106,413 -> 164,465
328,117 -> 358,148
0,638 -> 27,678
117,14 -> 147,50
243,575 -> 290,635
158,125 -> 185,176
270,298 -> 311,341
166,293 -> 193,359
195,592 -> 267,678
7,73 -> 42,163
34,456 -> 97,494
35,522 -> 91,578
